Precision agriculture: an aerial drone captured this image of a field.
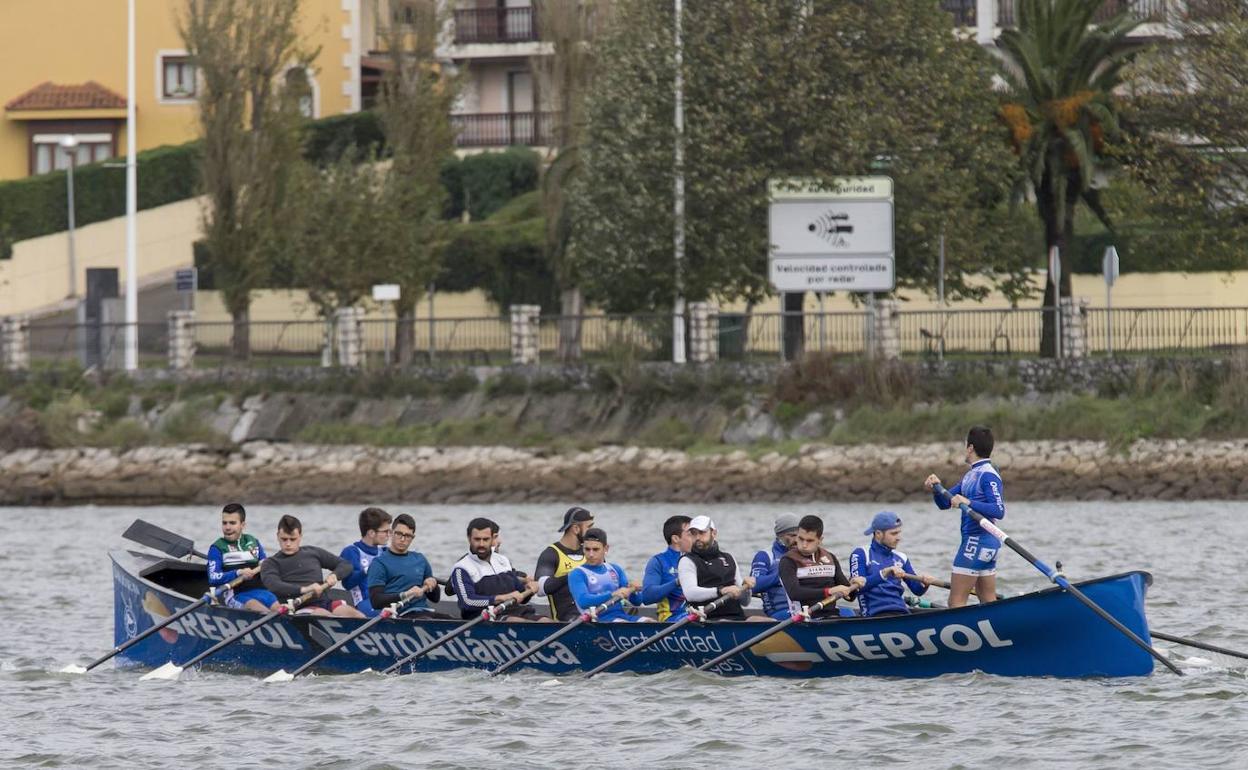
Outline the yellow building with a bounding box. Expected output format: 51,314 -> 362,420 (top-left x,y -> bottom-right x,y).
0,0 -> 361,181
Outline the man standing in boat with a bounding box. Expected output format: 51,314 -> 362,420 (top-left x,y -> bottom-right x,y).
366,513 -> 449,618
677,516 -> 758,621
568,528 -> 652,622
261,515 -> 363,618
850,512 -> 936,617
534,507 -> 593,621
779,515 -> 863,618
340,507 -> 393,617
640,515 -> 691,621
924,425 -> 1005,608
450,517 -> 540,621
750,513 -> 802,620
207,503 -> 278,612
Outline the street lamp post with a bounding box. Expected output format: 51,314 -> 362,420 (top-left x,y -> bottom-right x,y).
124,0 -> 138,370
59,136 -> 79,299
672,0 -> 687,364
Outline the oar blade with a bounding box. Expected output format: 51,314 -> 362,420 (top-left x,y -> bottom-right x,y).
140,662 -> 184,681
263,669 -> 295,683
123,519 -> 202,560
59,664 -> 88,675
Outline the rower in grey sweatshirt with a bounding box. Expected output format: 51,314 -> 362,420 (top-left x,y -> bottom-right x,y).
261,546 -> 353,602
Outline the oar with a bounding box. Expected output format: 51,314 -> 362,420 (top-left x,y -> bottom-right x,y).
696,593 -> 843,672
61,573 -> 252,674
384,591 -> 532,676
123,519 -> 209,561
264,596 -> 418,682
904,573 -> 951,589
490,596 -> 623,677
140,586 -> 322,681
1151,631 -> 1248,663
583,594 -> 733,679
932,483 -> 1182,676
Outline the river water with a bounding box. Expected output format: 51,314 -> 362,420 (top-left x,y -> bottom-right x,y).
1,501 -> 1245,769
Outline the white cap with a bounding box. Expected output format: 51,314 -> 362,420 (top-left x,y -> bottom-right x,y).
688,515 -> 716,532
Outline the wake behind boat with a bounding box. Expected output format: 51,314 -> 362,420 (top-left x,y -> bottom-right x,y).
111,549 -> 1160,678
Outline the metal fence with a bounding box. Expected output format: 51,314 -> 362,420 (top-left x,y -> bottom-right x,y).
5,307 -> 1248,372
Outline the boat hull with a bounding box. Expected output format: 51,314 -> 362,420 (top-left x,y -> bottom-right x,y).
111,550 -> 1157,678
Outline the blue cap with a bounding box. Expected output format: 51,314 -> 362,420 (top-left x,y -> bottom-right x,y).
863,511 -> 902,535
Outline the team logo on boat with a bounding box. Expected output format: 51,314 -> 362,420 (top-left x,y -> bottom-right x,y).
813,620 -> 1014,663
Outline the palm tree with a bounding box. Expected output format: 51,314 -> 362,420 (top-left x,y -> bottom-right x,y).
995,0 -> 1144,356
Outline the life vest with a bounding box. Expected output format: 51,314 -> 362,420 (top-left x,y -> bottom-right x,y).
682,548 -> 745,620
545,542 -> 585,621
213,534 -> 264,593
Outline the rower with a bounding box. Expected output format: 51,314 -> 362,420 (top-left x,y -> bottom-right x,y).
366,513 -> 449,618
924,425 -> 1004,607
260,515 -> 362,617
207,503 -> 277,612
450,517 -> 540,621
568,528 -> 651,622
340,507 -> 392,617
849,512 -> 937,618
534,506 -> 593,621
750,512 -> 801,620
640,515 -> 691,621
677,515 -> 758,621
779,515 -> 863,619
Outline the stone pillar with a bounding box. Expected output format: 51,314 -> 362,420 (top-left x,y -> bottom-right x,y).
100,297 -> 125,370
334,307 -> 364,368
976,0 -> 995,45
1,315 -> 30,371
1061,297 -> 1088,359
167,310 -> 196,370
688,302 -> 718,363
870,299 -> 901,360
510,304 -> 540,365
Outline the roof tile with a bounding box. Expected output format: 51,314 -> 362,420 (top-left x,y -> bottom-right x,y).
5,81 -> 128,111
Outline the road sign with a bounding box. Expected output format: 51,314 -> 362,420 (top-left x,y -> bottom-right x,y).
174,268 -> 197,293
768,177 -> 894,292
1048,246 -> 1061,286
372,284 -> 400,302
1103,245 -> 1120,287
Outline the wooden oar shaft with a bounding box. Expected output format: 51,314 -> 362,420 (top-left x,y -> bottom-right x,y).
933,483 -> 1182,677
583,594 -> 733,679
1151,631 -> 1248,662
491,596 -> 621,677
383,592 -> 531,675
83,572 -> 250,672
902,573 -> 956,591
696,594 -> 839,673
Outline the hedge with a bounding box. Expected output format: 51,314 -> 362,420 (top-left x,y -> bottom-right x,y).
0,111 -> 540,259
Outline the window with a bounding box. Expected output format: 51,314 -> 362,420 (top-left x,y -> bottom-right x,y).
285,68 -> 315,118
32,134 -> 113,175
162,55 -> 197,99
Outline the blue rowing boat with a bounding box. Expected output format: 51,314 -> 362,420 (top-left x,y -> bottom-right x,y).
111,549 -> 1159,678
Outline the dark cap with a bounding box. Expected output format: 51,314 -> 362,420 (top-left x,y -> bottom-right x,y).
582,527 -> 608,545
557,506 -> 593,533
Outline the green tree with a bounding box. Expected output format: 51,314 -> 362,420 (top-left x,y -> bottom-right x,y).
181,0 -> 312,360
995,0 -> 1144,355
573,0 -> 1031,356
375,0 -> 458,364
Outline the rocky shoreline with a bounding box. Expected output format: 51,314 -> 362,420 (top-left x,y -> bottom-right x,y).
3,439 -> 1247,506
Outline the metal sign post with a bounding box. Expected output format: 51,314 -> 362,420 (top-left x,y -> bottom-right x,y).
372,283 -> 401,366
1103,245 -> 1120,357
174,268 -> 197,312
1049,245 -> 1062,360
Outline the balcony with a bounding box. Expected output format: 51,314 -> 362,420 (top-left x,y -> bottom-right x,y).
453,6 -> 538,44
996,0 -> 1170,26
452,111 -> 556,148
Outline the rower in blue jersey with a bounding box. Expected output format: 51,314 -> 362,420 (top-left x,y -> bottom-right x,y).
849,512 -> 937,618
925,425 -> 1005,608
750,513 -> 801,620
640,515 -> 691,621
366,514 -> 450,618
567,528 -> 651,623
206,503 -> 277,612
339,507 -> 392,617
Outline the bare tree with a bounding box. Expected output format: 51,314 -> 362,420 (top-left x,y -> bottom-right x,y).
181,0 -> 312,360
532,0 -> 613,362
375,0 -> 458,365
